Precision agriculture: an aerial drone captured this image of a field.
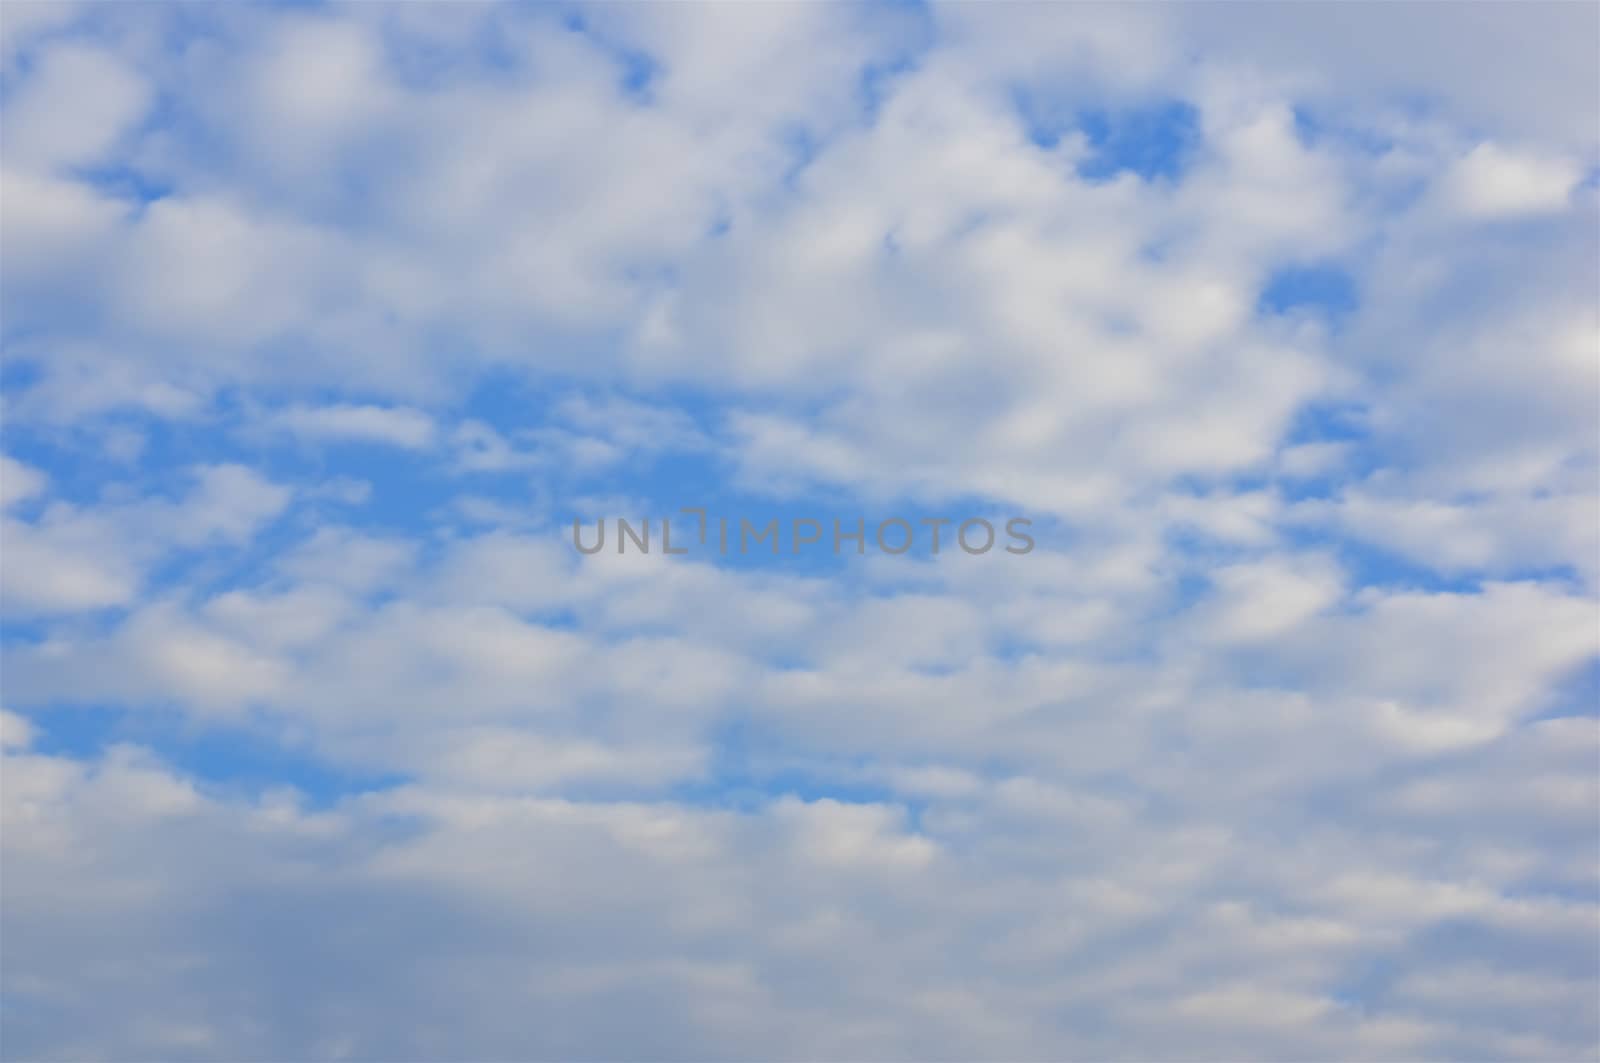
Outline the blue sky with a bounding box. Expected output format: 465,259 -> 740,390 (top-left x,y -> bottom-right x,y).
1,2 -> 1598,1060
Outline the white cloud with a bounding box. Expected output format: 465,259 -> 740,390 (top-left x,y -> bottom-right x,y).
1442,142 -> 1583,219
0,709 -> 34,750
0,4 -> 1596,1058
0,518 -> 139,613
0,463 -> 290,616
3,722 -> 1595,1059
0,1 -> 83,70
0,456 -> 47,507
0,42 -> 149,172
268,403 -> 437,450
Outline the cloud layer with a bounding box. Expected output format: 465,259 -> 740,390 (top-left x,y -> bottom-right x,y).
2,3 -> 1597,1059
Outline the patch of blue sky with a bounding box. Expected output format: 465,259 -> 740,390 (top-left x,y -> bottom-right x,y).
672,722 -> 942,825
1283,519 -> 1588,598
1258,262 -> 1359,322
857,53 -> 922,122
1327,955 -> 1403,1019
1290,104 -> 1396,157
1528,657 -> 1600,721
16,353 -> 1518,621
16,704 -> 403,808
854,1 -> 934,119
672,761 -> 903,818
558,8 -> 662,104
1279,398 -> 1373,451
454,386 -> 1054,577
7,369 -> 1027,588
1009,85 -> 1072,150
1010,90 -> 1202,185
0,432 -> 118,514
1076,101 -> 1200,182
68,162 -> 174,209
777,122 -> 824,189
1406,917 -> 1600,987
1271,399 -> 1382,503
389,12 -> 534,89
1104,563 -> 1217,655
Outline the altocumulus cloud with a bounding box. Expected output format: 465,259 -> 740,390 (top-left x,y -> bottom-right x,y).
1,3 -> 1597,1061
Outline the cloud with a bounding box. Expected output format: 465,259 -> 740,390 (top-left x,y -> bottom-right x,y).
0,709 -> 34,750
268,402 -> 438,450
0,2 -> 1596,1059
3,719 -> 1595,1060
0,463 -> 289,616
0,456 -> 47,507
1,41 -> 149,172
1442,143 -> 1583,219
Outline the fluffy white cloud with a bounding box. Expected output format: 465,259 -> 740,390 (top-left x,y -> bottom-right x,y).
1442,142 -> 1584,219
3,713 -> 1595,1060
266,403 -> 437,450
0,456 -> 47,508
1,41 -> 149,172
0,2 -> 1595,1059
0,464 -> 290,616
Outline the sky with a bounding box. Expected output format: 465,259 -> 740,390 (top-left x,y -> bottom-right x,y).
1,2 -> 1597,1060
